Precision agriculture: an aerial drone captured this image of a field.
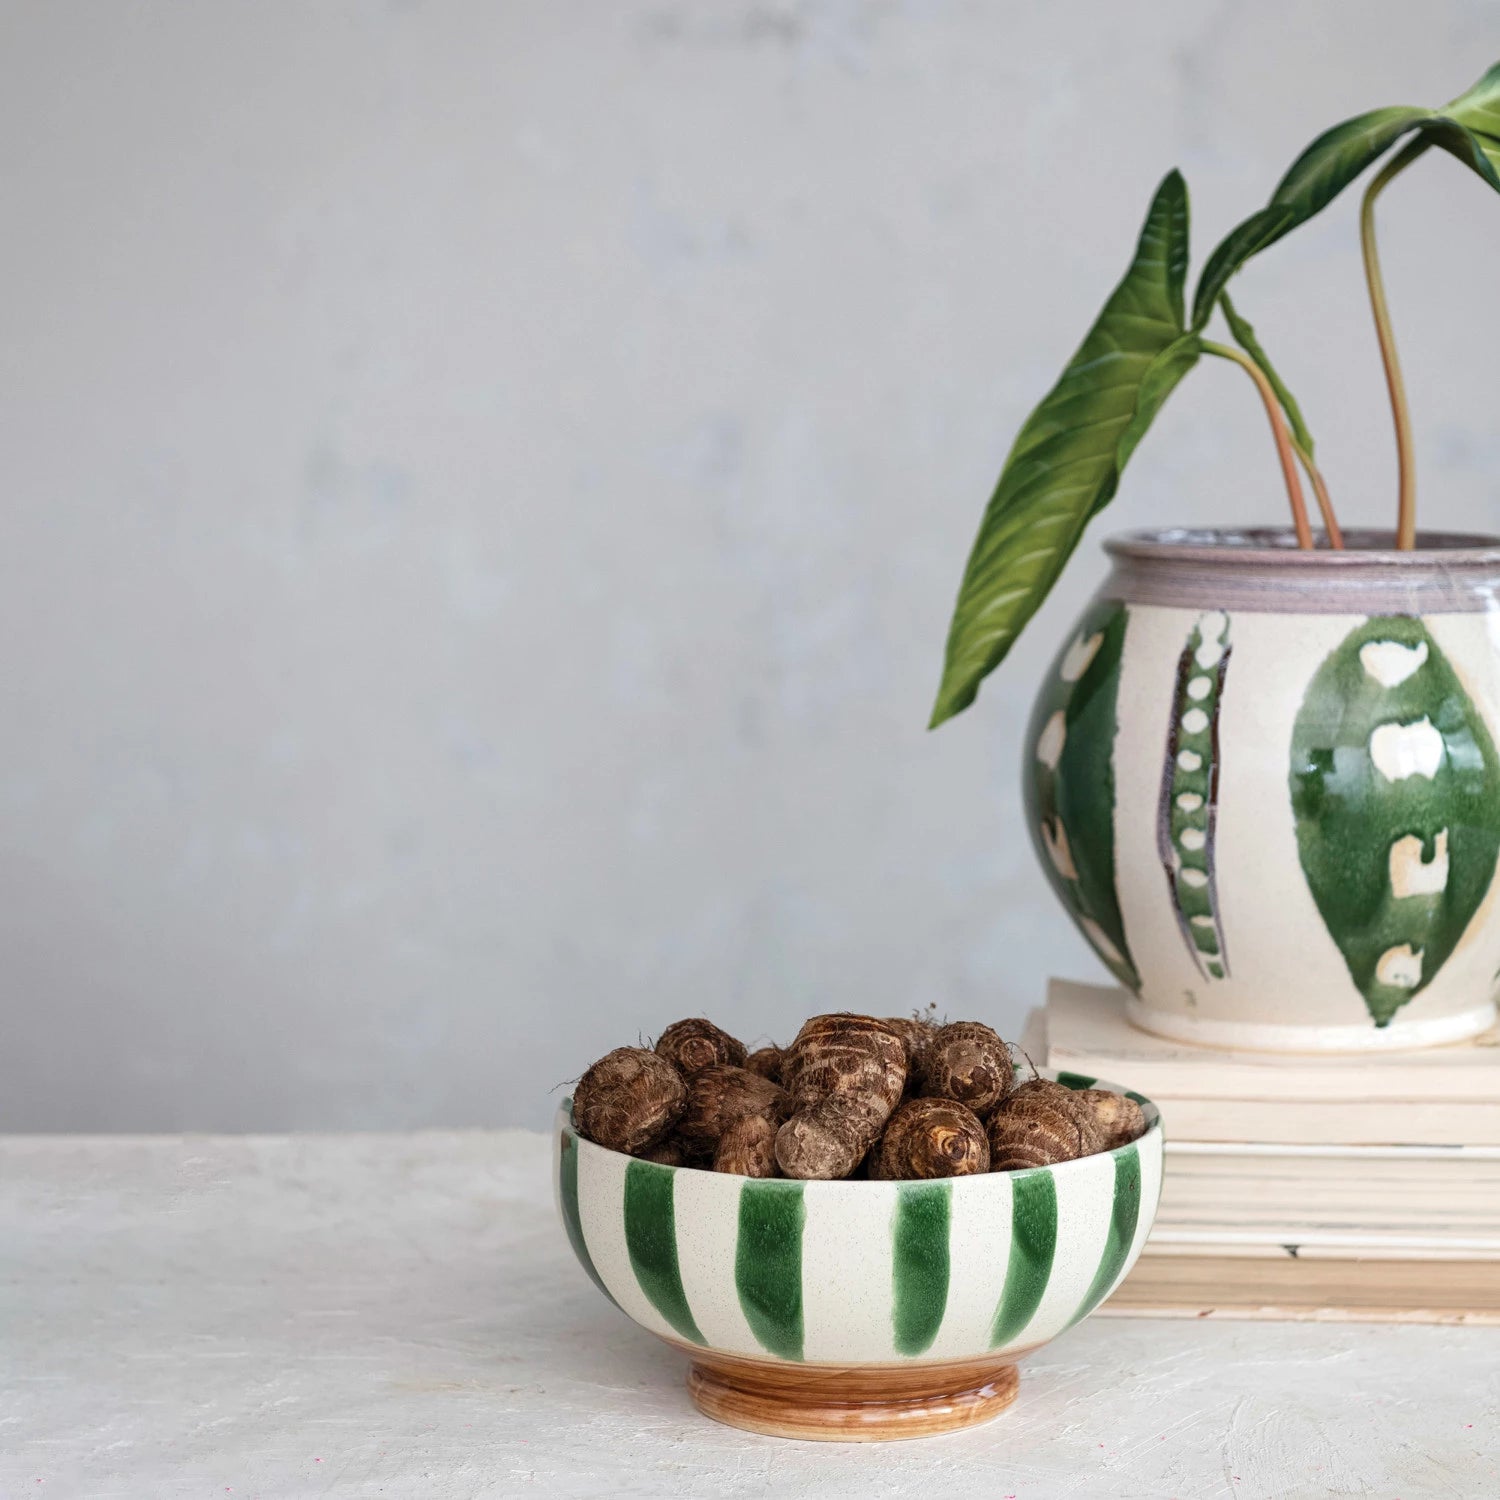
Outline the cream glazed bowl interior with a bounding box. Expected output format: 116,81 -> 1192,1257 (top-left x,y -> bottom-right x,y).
555,1072 -> 1162,1442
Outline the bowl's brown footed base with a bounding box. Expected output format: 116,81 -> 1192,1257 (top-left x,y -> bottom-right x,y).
684,1347 -> 1023,1442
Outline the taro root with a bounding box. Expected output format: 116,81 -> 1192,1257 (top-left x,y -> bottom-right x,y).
1005,1077 -> 1105,1154
871,1098 -> 989,1180
881,1015 -> 935,1070
987,1078 -> 1097,1171
775,1091 -> 890,1180
638,1134 -> 692,1167
779,1013 -> 907,1114
1025,1078 -> 1107,1153
677,1064 -> 789,1150
745,1045 -> 784,1084
655,1017 -> 747,1076
573,1047 -> 687,1155
917,1021 -> 1014,1117
713,1112 -> 779,1177
775,1013 -> 908,1178
1074,1088 -> 1146,1151
882,1015 -> 940,1096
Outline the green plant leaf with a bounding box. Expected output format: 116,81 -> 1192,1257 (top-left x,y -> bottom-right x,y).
1217,292 -> 1315,457
1190,110 -> 1422,328
1112,332 -> 1202,481
1423,123 -> 1500,192
1191,204 -> 1299,335
1190,62 -> 1500,328
1445,60 -> 1500,142
1418,63 -> 1500,189
929,171 -> 1194,729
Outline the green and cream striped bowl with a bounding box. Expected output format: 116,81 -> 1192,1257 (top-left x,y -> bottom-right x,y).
555,1074 -> 1162,1369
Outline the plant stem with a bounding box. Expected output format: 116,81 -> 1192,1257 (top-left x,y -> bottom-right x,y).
1290,436 -> 1344,549
1202,339 -> 1314,549
1361,140 -> 1425,550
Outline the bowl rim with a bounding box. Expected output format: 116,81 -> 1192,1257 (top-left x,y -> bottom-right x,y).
556,1069 -> 1162,1187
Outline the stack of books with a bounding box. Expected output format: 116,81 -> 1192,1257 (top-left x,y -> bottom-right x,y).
1023,979 -> 1500,1322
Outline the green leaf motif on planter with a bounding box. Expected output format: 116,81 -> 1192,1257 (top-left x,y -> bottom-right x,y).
1290,616 -> 1500,1026
1024,599 -> 1139,990
1158,612 -> 1232,981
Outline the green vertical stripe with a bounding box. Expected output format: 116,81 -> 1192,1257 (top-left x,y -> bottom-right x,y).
989,1170 -> 1057,1348
623,1160 -> 705,1345
1024,598 -> 1140,991
1068,1144 -> 1142,1327
557,1130 -> 618,1308
891,1182 -> 951,1356
735,1180 -> 806,1360
1054,1070 -> 1096,1091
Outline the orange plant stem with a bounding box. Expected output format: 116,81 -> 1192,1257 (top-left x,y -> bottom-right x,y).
1203,340 -> 1314,550
1293,438 -> 1344,549
1361,142 -> 1424,550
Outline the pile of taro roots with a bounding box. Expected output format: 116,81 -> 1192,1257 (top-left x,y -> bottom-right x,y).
570,1013 -> 1144,1180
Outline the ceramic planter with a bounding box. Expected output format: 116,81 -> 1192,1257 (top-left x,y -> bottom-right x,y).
555,1076 -> 1163,1442
1025,528 -> 1500,1053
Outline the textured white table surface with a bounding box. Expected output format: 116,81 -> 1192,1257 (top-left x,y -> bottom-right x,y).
3,1133 -> 1497,1500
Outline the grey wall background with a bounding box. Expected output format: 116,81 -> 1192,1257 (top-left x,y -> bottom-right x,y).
2,1 -> 1497,1130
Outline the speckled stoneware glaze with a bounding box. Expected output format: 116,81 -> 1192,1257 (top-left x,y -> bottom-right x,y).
555,1074 -> 1163,1441
1027,528 -> 1500,1053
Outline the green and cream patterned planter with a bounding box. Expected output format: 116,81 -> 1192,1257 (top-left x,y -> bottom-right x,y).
1026,528 -> 1500,1052
555,1075 -> 1163,1441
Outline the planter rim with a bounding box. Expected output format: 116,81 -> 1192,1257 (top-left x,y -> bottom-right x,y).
1105,526 -> 1500,570
1102,527 -> 1500,613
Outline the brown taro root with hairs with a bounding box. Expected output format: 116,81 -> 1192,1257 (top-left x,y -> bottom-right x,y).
987,1078 -> 1101,1170
713,1112 -> 779,1177
1012,1077 -> 1105,1153
773,1014 -> 908,1180
573,1011 -> 1149,1182
744,1045 -> 784,1084
638,1134 -> 694,1167
917,1021 -> 1014,1117
881,1014 -> 939,1077
1073,1087 -> 1146,1151
655,1018 -> 747,1076
871,1098 -> 990,1180
676,1064 -> 789,1152
775,1091 -> 892,1181
779,1013 -> 907,1113
572,1047 -> 687,1155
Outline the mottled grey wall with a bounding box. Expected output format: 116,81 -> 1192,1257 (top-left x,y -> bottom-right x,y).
2,2 -> 1496,1129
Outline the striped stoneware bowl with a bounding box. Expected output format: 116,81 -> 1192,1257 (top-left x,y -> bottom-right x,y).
555,1073 -> 1162,1441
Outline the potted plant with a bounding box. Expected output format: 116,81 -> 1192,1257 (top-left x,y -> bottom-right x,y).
931,65 -> 1500,1052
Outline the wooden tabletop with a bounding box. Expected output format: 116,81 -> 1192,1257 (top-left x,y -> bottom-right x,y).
4,1132 -> 1496,1498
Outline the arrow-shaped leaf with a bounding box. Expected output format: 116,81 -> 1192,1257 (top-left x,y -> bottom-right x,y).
1445,60 -> 1500,146
1191,63 -> 1500,328
930,171 -> 1195,729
